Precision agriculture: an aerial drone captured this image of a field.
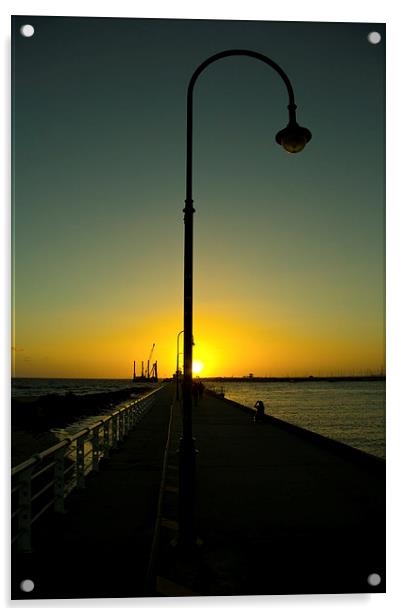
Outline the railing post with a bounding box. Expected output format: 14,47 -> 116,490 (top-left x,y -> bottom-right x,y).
118,411 -> 124,442
131,402 -> 137,427
18,468 -> 32,553
54,444 -> 67,514
122,408 -> 127,437
127,404 -> 133,430
133,403 -> 139,425
76,435 -> 86,489
112,415 -> 118,448
92,427 -> 100,472
103,420 -> 110,458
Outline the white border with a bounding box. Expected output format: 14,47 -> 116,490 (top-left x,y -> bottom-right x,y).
2,1 -> 401,614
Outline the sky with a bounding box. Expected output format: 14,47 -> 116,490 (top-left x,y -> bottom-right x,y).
12,16 -> 385,378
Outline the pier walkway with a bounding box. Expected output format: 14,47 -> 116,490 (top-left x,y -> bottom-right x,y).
12,385 -> 385,599
155,391 -> 385,596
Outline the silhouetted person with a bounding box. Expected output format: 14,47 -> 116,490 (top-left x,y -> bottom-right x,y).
198,381 -> 205,400
254,400 -> 265,423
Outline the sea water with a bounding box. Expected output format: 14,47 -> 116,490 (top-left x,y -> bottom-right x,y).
207,380 -> 385,458
11,377 -> 137,398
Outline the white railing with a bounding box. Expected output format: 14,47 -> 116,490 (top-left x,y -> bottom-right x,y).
11,385 -> 164,553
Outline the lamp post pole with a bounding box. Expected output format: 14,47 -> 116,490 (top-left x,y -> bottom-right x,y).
179,49 -> 311,547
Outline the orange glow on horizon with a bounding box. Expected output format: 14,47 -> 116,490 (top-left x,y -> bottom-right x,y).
12,306 -> 385,379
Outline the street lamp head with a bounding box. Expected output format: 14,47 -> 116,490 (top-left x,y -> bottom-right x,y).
275,121 -> 312,154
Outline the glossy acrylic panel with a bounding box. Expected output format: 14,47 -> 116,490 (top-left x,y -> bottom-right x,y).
11,16 -> 385,599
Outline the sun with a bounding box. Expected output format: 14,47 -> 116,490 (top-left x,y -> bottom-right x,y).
192,359 -> 204,375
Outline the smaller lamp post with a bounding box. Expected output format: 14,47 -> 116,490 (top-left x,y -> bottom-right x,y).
176,329 -> 184,400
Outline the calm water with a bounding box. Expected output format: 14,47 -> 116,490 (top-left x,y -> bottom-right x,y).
207,380 -> 385,459
12,378 -> 145,398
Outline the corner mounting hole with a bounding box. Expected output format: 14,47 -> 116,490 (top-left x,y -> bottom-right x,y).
20,579 -> 35,593
367,573 -> 381,586
367,31 -> 381,45
20,24 -> 35,38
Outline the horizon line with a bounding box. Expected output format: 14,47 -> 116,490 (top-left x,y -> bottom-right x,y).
12,373 -> 386,380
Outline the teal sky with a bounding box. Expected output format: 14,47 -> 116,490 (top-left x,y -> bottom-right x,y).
12,17 -> 385,378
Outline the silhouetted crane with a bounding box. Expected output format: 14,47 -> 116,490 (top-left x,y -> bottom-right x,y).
147,343 -> 155,378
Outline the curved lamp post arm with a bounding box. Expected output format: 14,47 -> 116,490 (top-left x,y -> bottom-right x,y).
186,49 -> 300,202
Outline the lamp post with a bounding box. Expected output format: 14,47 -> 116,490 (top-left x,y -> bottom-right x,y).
179,49 -> 312,547
176,329 -> 184,400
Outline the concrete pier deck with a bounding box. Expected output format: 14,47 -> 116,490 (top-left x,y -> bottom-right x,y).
155,391 -> 385,596
12,384 -> 385,599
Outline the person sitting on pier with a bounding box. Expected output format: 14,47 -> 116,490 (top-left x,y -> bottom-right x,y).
253,400 -> 265,423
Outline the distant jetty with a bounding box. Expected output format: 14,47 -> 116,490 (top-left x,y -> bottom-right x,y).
193,375 -> 385,383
